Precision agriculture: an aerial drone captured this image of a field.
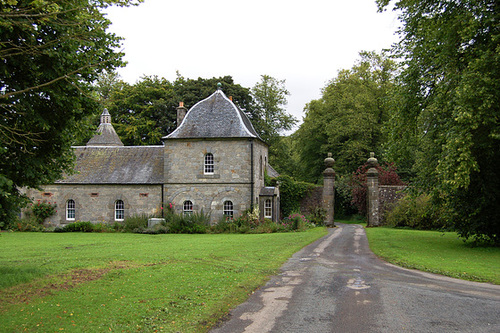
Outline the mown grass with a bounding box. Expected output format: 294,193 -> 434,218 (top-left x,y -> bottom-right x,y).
0,228 -> 327,332
364,227 -> 500,284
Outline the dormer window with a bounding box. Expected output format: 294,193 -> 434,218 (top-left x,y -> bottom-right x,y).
204,153 -> 214,174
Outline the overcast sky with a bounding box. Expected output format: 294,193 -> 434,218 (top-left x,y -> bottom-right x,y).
105,0 -> 400,131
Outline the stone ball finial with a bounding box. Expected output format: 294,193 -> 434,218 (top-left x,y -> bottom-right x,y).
217,82 -> 222,90
367,152 -> 378,167
324,152 -> 335,168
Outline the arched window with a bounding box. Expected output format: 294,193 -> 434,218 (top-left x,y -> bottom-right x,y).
264,199 -> 272,219
66,199 -> 75,221
204,153 -> 214,174
115,200 -> 124,221
183,200 -> 193,215
223,200 -> 234,217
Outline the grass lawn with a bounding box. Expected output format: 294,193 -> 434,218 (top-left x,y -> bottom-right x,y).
0,228 -> 327,332
364,227 -> 500,284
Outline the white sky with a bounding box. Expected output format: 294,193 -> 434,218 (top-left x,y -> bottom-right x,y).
105,0 -> 400,132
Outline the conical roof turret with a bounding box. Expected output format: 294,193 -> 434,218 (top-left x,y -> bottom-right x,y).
164,89 -> 261,141
86,109 -> 124,146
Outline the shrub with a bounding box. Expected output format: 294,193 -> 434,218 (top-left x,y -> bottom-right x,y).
306,206 -> 326,226
166,210 -> 210,234
31,200 -> 57,224
12,217 -> 45,232
61,221 -> 95,232
385,193 -> 446,230
282,213 -> 310,231
268,175 -> 316,217
334,175 -> 358,218
123,214 -> 149,232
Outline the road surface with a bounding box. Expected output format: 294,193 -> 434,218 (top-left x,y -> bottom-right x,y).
211,224 -> 500,333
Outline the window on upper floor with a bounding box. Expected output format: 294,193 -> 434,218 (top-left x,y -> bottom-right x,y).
223,200 -> 234,218
115,200 -> 124,221
183,200 -> 193,215
66,199 -> 75,221
204,153 -> 214,174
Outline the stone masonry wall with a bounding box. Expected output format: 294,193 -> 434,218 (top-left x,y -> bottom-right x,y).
300,187 -> 323,215
23,184 -> 162,226
164,138 -> 267,224
379,185 -> 407,223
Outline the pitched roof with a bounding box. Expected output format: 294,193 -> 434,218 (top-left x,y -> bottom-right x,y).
57,146 -> 164,184
164,89 -> 262,140
266,164 -> 280,178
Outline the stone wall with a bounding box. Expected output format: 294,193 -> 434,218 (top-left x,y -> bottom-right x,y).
300,187 -> 323,215
23,184 -> 162,226
164,138 -> 268,224
164,183 -> 251,224
379,185 -> 407,223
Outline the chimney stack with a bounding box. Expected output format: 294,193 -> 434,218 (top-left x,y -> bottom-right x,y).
176,102 -> 187,127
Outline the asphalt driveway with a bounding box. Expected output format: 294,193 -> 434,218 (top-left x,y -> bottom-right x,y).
211,224 -> 500,333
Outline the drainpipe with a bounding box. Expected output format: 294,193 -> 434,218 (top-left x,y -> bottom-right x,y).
161,184 -> 164,218
250,139 -> 254,211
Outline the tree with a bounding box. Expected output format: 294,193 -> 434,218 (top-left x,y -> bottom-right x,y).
250,75 -> 297,145
173,74 -> 254,117
102,74 -> 254,146
108,76 -> 175,145
0,0 -> 141,226
294,51 -> 397,183
378,0 -> 500,243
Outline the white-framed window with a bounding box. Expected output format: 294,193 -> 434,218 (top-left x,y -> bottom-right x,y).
115,200 -> 124,221
66,199 -> 75,221
264,199 -> 272,219
223,201 -> 234,217
183,200 -> 193,215
204,153 -> 214,174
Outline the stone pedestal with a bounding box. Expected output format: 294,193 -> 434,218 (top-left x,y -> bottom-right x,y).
322,153 -> 336,227
366,152 -> 380,227
148,218 -> 166,229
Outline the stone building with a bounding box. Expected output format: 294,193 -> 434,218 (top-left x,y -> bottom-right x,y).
23,88 -> 280,225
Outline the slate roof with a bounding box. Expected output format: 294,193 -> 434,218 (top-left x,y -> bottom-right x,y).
165,89 -> 262,140
260,186 -> 279,196
266,164 -> 280,178
57,146 -> 164,184
86,123 -> 124,146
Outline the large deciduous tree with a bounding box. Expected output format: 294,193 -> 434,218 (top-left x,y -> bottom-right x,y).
295,51 -> 397,183
250,75 -> 297,145
378,0 -> 500,243
0,0 -> 141,226
108,76 -> 175,145
250,75 -> 297,177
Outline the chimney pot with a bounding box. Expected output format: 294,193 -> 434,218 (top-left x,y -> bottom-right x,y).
176,102 -> 187,128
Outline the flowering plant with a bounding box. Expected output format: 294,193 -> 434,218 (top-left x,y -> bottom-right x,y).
282,213 -> 310,230
31,200 -> 57,224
